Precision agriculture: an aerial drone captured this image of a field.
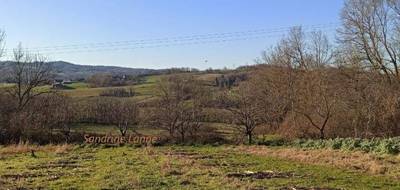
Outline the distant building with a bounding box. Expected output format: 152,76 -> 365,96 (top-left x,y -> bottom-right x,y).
52,79 -> 72,89
63,80 -> 72,84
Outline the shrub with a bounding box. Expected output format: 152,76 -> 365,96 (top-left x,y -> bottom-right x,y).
256,135 -> 286,146
290,137 -> 400,155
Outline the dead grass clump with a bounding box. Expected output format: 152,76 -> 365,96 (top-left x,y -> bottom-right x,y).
0,141 -> 35,155
0,142 -> 72,155
53,144 -> 72,154
227,170 -> 294,179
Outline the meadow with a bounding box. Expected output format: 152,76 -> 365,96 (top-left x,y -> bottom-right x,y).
1,74 -> 400,189
1,144 -> 400,189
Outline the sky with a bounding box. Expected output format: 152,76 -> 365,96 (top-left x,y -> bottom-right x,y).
0,0 -> 344,69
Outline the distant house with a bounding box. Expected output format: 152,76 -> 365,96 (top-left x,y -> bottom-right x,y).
63,80 -> 72,84
52,79 -> 72,89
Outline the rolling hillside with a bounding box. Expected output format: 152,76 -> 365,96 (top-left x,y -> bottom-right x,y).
0,61 -> 160,81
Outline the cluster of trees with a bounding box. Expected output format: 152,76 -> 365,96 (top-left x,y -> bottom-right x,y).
147,75 -> 211,143
0,40 -> 60,143
1,0 -> 400,145
230,0 -> 400,141
75,97 -> 140,136
215,73 -> 248,89
86,73 -> 143,87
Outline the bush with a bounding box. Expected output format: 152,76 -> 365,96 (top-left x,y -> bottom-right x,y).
256,135 -> 286,146
290,137 -> 400,155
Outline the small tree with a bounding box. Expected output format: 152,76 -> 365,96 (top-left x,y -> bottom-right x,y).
109,99 -> 140,136
7,44 -> 53,111
223,84 -> 264,144
152,75 -> 205,143
0,29 -> 5,58
87,73 -> 113,87
293,71 -> 337,139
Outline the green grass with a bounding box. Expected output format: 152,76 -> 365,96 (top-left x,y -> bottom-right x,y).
64,82 -> 89,89
144,75 -> 162,84
62,75 -> 161,98
0,145 -> 399,189
0,83 -> 15,88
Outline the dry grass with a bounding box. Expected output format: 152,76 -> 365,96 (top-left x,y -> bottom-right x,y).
238,146 -> 400,178
0,142 -> 73,155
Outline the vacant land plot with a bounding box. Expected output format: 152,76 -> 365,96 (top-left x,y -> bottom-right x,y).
0,145 -> 399,189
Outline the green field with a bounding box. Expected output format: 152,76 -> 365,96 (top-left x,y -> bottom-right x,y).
59,75 -> 161,99
1,145 -> 399,189
0,83 -> 14,88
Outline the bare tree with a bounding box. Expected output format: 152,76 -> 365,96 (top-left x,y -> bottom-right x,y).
287,27 -> 309,69
310,31 -> 334,67
222,84 -> 264,144
256,27 -> 335,138
109,99 -> 140,136
249,66 -> 291,132
293,71 -> 338,139
7,44 -> 53,111
0,29 -> 5,59
87,73 -> 113,87
339,0 -> 400,82
152,75 -> 205,143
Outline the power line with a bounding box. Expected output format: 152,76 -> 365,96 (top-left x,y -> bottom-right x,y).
26,28 -> 336,55
2,23 -> 339,55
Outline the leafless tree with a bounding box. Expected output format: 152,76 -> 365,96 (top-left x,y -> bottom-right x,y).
249,66 -> 291,132
339,0 -> 400,83
7,44 -> 53,111
87,73 -> 113,87
255,27 -> 336,139
310,31 -> 334,67
222,84 -> 265,144
152,75 -> 205,143
109,98 -> 140,136
0,29 -> 5,59
293,71 -> 338,139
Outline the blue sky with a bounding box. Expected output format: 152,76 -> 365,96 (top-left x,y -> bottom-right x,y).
0,0 -> 344,69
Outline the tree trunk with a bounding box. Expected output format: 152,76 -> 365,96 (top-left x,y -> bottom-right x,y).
180,131 -> 185,143
247,132 -> 253,144
319,128 -> 325,139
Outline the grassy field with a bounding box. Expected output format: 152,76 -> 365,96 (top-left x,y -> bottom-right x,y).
60,75 -> 161,99
2,74 -> 400,189
0,73 -> 215,98
0,83 -> 15,88
1,145 -> 399,189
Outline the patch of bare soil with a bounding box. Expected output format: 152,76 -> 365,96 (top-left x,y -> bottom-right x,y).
80,155 -> 95,160
167,170 -> 183,176
28,159 -> 80,170
226,171 -> 294,179
180,180 -> 192,185
168,151 -> 198,156
1,172 -> 63,182
279,187 -> 341,190
1,173 -> 45,180
167,151 -> 225,160
202,162 -> 257,168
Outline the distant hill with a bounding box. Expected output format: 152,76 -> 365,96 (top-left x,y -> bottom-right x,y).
0,61 -> 160,81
